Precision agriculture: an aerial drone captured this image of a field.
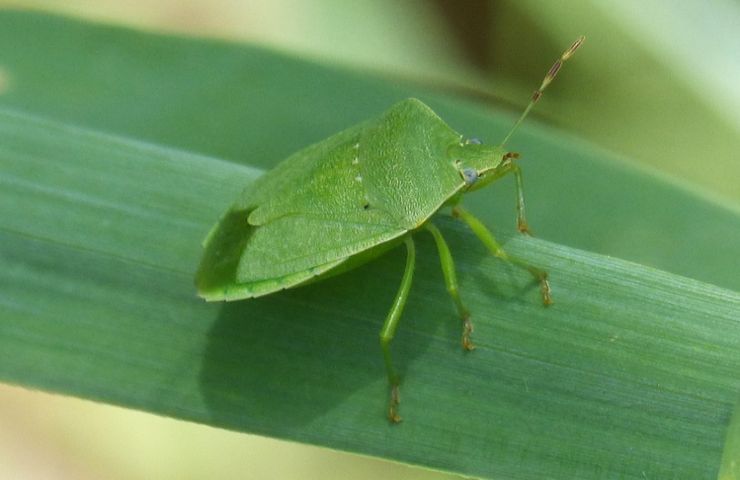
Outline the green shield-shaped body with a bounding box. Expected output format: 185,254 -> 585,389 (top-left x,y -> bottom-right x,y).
196,99 -> 477,301
195,37 -> 580,422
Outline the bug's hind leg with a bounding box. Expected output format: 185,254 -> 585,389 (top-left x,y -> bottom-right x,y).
379,236 -> 416,423
425,222 -> 474,351
452,206 -> 552,306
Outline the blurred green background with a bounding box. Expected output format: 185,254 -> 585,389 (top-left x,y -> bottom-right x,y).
1,1 -> 738,479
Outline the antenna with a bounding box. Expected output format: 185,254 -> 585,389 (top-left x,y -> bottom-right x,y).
501,36 -> 585,146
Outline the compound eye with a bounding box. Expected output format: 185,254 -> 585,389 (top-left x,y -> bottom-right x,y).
462,168 -> 478,185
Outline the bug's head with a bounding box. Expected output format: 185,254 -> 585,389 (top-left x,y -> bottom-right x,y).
453,35 -> 584,194
450,141 -> 519,192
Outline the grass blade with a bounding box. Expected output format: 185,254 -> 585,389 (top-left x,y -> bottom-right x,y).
1,108 -> 738,479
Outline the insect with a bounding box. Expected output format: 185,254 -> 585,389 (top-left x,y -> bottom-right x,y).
196,37 -> 584,422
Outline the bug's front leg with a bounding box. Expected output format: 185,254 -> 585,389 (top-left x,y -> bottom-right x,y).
452,206 -> 552,306
488,155 -> 531,235
510,162 -> 531,235
379,235 -> 416,423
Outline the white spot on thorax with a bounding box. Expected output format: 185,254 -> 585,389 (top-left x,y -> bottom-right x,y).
352,157 -> 359,165
354,175 -> 363,182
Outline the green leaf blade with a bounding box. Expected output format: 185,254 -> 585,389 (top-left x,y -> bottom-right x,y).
2,108 -> 738,479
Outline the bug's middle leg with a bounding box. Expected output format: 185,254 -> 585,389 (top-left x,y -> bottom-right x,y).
452,205 -> 552,305
424,222 -> 474,351
379,235 -> 416,423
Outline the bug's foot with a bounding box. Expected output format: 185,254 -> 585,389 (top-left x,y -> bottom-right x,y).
388,385 -> 402,424
462,314 -> 476,351
517,220 -> 532,236
540,273 -> 553,306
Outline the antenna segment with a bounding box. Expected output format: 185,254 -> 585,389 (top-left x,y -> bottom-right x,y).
501,36 -> 585,146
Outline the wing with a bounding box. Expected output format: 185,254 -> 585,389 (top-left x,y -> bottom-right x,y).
196,119 -> 406,301
233,119 -> 370,216
196,208 -> 403,301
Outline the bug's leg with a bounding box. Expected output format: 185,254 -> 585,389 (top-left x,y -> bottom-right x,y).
452,206 -> 552,306
379,235 -> 416,423
485,155 -> 531,234
424,222 -> 474,351
510,162 -> 531,235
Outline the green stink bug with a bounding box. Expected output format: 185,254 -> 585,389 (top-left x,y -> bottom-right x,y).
196,37 -> 584,423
